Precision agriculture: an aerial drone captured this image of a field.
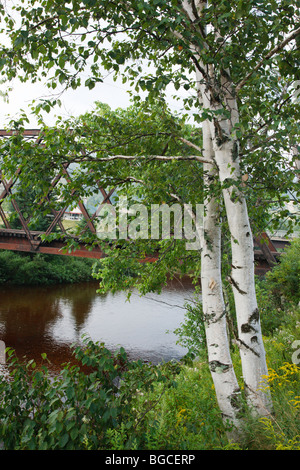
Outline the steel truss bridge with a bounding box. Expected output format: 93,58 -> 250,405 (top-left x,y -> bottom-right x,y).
0,130 -> 289,274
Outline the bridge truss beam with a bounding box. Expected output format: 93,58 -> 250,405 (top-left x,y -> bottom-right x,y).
0,129 -> 286,274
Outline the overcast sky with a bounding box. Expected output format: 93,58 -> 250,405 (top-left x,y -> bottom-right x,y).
0,73 -> 134,128
0,68 -> 196,129
0,1 -> 197,129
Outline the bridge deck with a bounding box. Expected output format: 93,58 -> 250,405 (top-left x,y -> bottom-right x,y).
0,229 -> 104,259
0,229 -> 158,263
0,227 -> 288,275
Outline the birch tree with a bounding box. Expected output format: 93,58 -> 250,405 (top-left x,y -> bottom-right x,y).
182,0 -> 271,420
0,0 -> 299,434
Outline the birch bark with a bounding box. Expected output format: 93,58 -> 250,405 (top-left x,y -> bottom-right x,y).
201,74 -> 272,414
182,0 -> 273,416
211,134 -> 272,415
201,121 -> 242,428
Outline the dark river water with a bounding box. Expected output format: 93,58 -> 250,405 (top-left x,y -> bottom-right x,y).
0,277 -> 196,373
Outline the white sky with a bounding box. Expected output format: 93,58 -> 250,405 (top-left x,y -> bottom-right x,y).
0,1 -> 197,128
0,70 -> 196,128
0,74 -> 133,128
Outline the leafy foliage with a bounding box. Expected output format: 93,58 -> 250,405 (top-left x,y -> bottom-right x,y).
1,101 -> 204,294
0,338 -> 180,450
0,0 -> 298,236
0,250 -> 95,285
265,236 -> 300,304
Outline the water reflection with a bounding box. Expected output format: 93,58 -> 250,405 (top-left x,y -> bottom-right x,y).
0,277 -> 196,373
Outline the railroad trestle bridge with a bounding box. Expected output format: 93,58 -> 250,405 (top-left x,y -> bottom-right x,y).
0,129 -> 288,274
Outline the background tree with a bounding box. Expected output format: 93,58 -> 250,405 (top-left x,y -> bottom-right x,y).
6,182 -> 56,231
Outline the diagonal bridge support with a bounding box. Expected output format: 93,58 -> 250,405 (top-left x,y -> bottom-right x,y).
0,129 -> 116,258
0,129 -> 283,271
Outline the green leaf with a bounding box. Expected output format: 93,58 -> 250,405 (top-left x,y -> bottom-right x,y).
59,433 -> 69,448
70,427 -> 78,440
58,55 -> 66,69
116,55 -> 125,65
85,78 -> 96,89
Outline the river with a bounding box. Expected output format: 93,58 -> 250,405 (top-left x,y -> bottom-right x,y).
0,277 -> 197,374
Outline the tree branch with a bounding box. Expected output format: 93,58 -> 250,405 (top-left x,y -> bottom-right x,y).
236,26 -> 300,93
29,15 -> 59,32
178,136 -> 204,154
80,154 -> 212,164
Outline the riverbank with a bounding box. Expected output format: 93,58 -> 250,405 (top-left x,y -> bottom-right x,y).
0,239 -> 299,449
0,250 -> 95,285
0,300 -> 299,450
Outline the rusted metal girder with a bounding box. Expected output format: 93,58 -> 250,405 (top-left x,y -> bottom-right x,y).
0,129 -> 116,256
0,129 -> 287,273
0,229 -> 159,263
0,232 -> 105,259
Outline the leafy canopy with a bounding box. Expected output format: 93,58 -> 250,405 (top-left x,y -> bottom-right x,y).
0,0 -> 299,291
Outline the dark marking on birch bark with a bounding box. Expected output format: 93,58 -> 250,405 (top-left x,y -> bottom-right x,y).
213,120 -> 230,146
243,381 -> 257,398
227,275 -> 247,295
232,141 -> 239,161
241,323 -> 254,333
251,335 -> 258,343
241,309 -> 259,334
236,338 -> 260,357
209,360 -> 230,373
230,389 -> 242,410
250,308 -> 259,323
204,312 -> 216,324
210,90 -> 222,105
244,381 -> 250,396
204,309 -> 226,325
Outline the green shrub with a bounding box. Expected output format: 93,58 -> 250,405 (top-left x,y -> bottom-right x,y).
265,237 -> 300,304
240,320 -> 300,450
0,340 -> 132,450
139,363 -> 229,450
104,360 -> 229,450
173,293 -> 206,358
0,250 -> 95,285
256,277 -> 290,336
0,338 -> 179,450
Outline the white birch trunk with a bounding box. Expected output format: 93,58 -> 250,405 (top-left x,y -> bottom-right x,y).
212,137 -> 272,415
201,122 -> 242,429
182,0 -> 272,417
200,85 -> 272,415
181,0 -> 242,430
204,69 -> 272,415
